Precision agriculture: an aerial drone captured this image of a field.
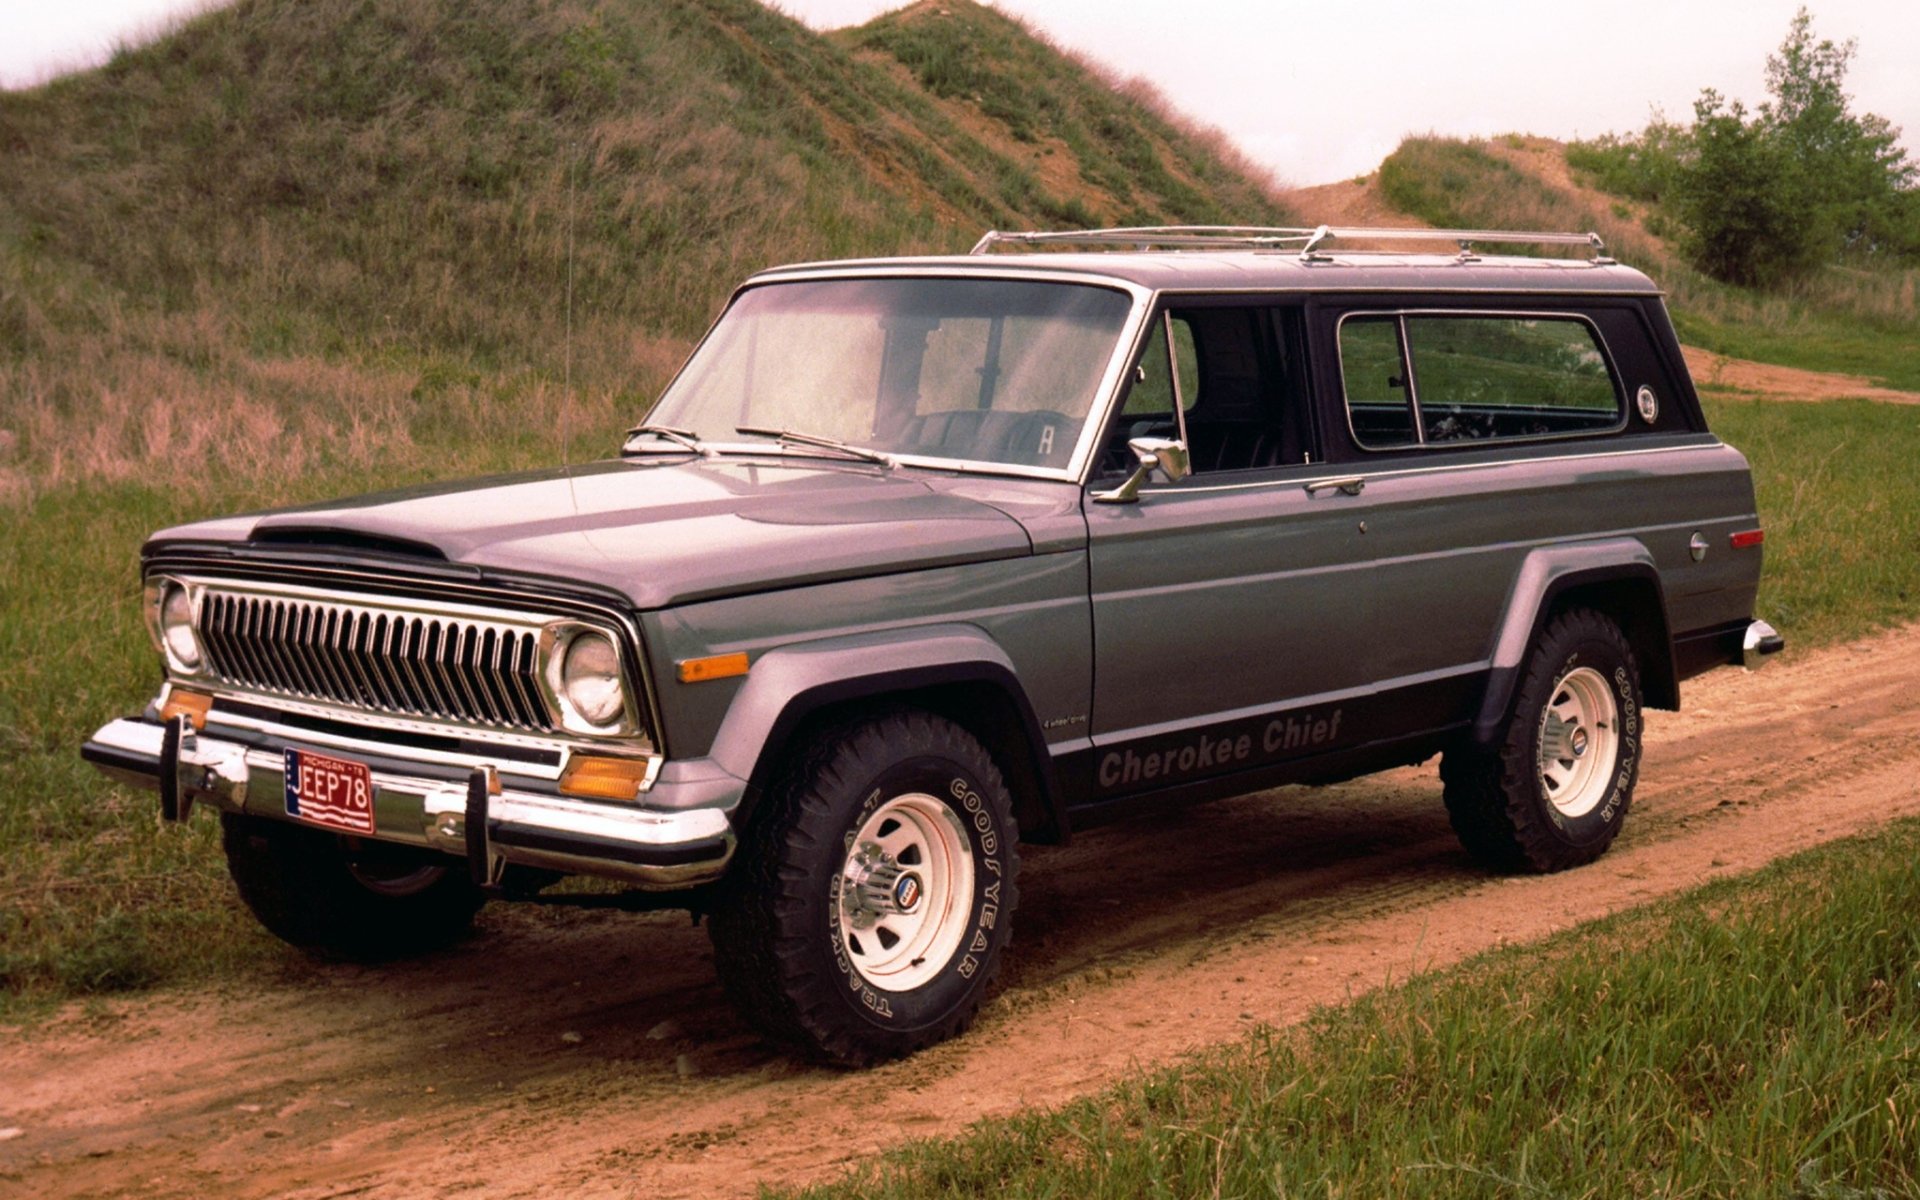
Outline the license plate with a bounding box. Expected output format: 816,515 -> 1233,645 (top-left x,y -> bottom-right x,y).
283,748 -> 376,834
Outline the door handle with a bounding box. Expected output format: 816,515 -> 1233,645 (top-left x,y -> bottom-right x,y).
1303,476 -> 1366,497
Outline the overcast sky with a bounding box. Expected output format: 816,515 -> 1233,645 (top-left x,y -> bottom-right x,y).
5,0 -> 1917,186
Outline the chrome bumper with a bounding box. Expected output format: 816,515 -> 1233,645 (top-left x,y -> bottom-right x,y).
82,717 -> 735,889
1743,619 -> 1785,669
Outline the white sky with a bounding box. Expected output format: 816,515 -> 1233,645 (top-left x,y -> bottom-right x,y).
5,0 -> 1917,186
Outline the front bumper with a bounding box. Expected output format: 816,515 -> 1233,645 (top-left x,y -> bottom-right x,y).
83,716 -> 737,889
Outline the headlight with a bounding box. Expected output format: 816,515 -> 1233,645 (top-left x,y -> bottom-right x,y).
560,631 -> 625,729
159,582 -> 203,671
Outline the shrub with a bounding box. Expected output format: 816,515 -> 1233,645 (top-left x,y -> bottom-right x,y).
1575,8 -> 1919,286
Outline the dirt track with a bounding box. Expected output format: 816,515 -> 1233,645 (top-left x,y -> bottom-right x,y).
6,626 -> 1920,1199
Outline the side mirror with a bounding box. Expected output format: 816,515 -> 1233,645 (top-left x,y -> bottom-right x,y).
1091,437 -> 1190,504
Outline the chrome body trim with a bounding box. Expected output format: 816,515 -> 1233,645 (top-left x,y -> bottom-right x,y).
85,718 -> 729,889
150,572 -> 654,753
144,553 -> 671,756
1743,620 -> 1785,669
1146,439 -> 1725,496
968,225 -> 1611,263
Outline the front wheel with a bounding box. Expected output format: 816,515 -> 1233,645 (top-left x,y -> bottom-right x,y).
709,709 -> 1020,1066
1442,608 -> 1644,873
221,813 -> 485,960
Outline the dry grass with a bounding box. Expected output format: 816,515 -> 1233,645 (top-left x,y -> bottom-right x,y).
0,0 -> 1300,513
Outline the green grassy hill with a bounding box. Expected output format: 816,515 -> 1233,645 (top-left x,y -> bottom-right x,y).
0,0 -> 1296,1006
0,0 -> 1292,503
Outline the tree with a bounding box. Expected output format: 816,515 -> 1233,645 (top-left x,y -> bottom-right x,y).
1761,9 -> 1917,260
1675,91 -> 1808,286
1661,8 -> 1918,285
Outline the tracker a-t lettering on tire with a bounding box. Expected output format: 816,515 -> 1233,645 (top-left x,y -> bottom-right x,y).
82,224 -> 1782,1065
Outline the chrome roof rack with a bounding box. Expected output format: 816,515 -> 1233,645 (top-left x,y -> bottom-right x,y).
969,224 -> 1614,265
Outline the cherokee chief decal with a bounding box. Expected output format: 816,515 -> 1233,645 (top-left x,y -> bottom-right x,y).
1097,706 -> 1346,791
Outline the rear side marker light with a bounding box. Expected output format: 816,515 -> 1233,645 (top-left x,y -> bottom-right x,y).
559,756 -> 654,802
677,652 -> 750,684
1730,529 -> 1765,549
159,689 -> 213,730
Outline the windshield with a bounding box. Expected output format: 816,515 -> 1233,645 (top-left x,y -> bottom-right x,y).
647,277 -> 1134,470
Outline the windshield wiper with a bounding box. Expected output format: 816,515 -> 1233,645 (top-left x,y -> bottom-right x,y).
734,425 -> 896,469
622,423 -> 710,456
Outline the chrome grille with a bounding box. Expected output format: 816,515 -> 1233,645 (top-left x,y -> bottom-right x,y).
197,590 -> 554,732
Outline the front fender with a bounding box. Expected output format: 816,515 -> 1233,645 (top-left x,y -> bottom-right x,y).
705,624 -> 1065,840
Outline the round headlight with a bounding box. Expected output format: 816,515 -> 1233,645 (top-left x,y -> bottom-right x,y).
160,584 -> 202,670
561,632 -> 624,728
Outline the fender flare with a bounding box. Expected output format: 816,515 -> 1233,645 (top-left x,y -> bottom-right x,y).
1472,538 -> 1679,746
705,624 -> 1068,843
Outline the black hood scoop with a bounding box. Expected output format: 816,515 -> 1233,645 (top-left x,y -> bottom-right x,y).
248,525 -> 448,560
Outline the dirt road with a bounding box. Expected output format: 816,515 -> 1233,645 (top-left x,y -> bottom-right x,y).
6,626 -> 1920,1199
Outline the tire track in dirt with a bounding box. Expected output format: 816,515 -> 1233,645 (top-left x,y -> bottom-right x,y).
5,626 -> 1920,1200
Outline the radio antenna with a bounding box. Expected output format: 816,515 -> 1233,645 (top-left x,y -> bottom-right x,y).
562,143 -> 579,508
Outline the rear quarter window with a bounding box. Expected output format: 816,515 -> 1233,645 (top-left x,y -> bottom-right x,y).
1339,313 -> 1623,450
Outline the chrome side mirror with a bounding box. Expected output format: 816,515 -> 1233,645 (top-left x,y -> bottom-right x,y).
1091,437 -> 1190,504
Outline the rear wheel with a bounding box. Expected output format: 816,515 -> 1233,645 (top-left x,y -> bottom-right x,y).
1443,608 -> 1643,873
221,813 -> 484,960
709,709 -> 1020,1066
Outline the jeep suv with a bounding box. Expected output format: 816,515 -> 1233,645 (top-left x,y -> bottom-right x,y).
84,225 -> 1780,1065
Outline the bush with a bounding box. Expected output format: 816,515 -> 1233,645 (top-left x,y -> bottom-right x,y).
1566,116 -> 1687,204
1674,90 -> 1816,286
1577,8 -> 1919,287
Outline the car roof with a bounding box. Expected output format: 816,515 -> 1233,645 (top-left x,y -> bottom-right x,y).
747,250 -> 1663,297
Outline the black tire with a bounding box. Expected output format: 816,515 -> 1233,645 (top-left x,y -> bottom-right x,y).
709,709 -> 1020,1067
1442,608 -> 1644,873
221,813 -> 485,960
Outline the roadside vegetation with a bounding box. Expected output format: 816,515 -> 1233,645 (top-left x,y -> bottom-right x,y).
1706,398 -> 1920,646
1568,9 -> 1916,289
787,820 -> 1920,1200
0,0 -> 1289,507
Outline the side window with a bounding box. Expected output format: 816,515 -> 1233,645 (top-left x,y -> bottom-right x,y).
1120,315 -> 1197,418
1337,317 -> 1417,448
1106,305 -> 1306,475
1340,313 -> 1622,450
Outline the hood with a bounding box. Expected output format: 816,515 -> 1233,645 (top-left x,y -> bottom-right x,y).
148,458 -> 1037,609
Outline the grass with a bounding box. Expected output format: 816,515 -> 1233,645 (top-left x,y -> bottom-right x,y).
1379,136 -> 1920,392
784,819 -> 1920,1199
1705,397 -> 1920,646
0,0 -> 1296,505
3,390 -> 1912,1018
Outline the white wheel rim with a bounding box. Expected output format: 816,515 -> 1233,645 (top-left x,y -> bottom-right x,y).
835,793 -> 974,992
1536,665 -> 1620,819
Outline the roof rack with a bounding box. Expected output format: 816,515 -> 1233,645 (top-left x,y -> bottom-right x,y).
969,224 -> 1614,265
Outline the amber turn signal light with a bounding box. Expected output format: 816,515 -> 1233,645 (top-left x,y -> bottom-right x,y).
159,689 -> 213,731
559,755 -> 654,801
677,652 -> 750,684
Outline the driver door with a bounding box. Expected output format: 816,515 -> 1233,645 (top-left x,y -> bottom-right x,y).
1082,302 -> 1384,797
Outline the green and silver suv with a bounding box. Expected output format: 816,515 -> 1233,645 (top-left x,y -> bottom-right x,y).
83,225 -> 1781,1065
